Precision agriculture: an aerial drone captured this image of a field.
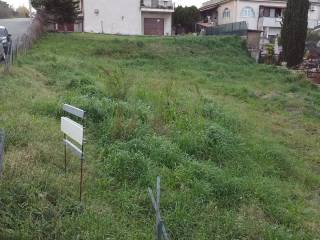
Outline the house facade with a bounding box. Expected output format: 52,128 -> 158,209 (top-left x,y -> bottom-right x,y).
83,0 -> 174,36
200,0 -> 320,40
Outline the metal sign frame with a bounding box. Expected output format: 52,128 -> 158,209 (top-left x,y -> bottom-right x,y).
0,130 -> 5,177
61,104 -> 86,201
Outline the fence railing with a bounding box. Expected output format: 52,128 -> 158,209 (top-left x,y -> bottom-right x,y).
206,21 -> 248,36
141,0 -> 174,9
2,14 -> 45,72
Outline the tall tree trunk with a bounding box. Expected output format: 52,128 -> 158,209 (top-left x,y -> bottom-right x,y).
281,0 -> 310,67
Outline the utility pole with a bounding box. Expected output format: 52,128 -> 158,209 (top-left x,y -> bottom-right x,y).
29,0 -> 32,16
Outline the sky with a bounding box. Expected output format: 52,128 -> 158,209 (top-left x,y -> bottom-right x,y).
5,0 -> 202,9
5,0 -> 29,9
175,0 -> 202,7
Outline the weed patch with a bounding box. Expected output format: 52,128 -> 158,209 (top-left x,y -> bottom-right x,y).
0,34 -> 319,239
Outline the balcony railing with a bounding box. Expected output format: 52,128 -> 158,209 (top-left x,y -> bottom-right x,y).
258,17 -> 282,29
141,0 -> 174,9
309,19 -> 320,29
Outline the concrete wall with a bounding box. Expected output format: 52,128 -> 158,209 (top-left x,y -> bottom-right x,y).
83,0 -> 142,35
141,12 -> 172,35
247,31 -> 261,49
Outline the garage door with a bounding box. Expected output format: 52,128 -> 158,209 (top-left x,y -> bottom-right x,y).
57,23 -> 74,32
144,18 -> 164,36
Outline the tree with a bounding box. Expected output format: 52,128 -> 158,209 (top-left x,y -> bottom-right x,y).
31,0 -> 79,26
16,6 -> 30,18
173,6 -> 200,33
281,0 -> 310,67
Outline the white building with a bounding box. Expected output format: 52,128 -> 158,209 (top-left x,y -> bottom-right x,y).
200,0 -> 320,40
82,0 -> 174,36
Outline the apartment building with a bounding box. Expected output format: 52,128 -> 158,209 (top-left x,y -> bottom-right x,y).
200,0 -> 320,40
83,0 -> 174,35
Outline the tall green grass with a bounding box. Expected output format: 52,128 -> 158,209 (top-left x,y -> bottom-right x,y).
0,33 -> 319,239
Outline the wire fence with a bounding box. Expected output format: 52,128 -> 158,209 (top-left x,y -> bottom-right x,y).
148,176 -> 170,240
2,14 -> 45,73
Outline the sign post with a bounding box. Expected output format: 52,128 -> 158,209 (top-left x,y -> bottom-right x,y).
61,104 -> 86,201
0,130 -> 5,177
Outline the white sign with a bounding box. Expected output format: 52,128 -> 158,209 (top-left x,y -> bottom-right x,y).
61,117 -> 83,145
64,139 -> 83,159
63,104 -> 85,119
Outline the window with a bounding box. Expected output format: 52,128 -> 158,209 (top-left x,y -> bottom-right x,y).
263,8 -> 270,17
223,8 -> 231,18
270,8 -> 275,18
0,28 -> 7,37
275,8 -> 282,18
260,7 -> 282,18
241,7 -> 255,17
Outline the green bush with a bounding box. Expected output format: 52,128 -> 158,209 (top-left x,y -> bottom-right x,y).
105,148 -> 150,186
104,68 -> 131,100
148,136 -> 184,169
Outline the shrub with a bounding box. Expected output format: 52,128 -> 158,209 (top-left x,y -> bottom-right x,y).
136,41 -> 145,48
173,161 -> 249,208
104,135 -> 184,169
105,148 -> 150,186
201,100 -> 243,132
104,68 -> 131,100
205,124 -> 237,160
148,136 -> 184,169
175,124 -> 240,165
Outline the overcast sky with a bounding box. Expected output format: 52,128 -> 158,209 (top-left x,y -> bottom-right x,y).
5,0 -> 202,9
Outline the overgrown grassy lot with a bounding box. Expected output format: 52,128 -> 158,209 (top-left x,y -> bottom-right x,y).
0,33 -> 319,239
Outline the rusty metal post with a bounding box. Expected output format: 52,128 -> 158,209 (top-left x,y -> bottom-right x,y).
0,130 -> 5,177
80,155 -> 84,201
64,134 -> 67,174
79,117 -> 85,202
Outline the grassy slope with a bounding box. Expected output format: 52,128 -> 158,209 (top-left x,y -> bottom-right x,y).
0,33 -> 319,239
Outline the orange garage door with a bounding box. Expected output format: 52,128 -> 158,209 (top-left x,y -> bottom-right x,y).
57,23 -> 74,32
144,18 -> 164,36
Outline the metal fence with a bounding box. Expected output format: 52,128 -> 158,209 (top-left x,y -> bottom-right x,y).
148,176 -> 170,240
206,21 -> 248,36
0,130 -> 5,177
3,15 -> 45,72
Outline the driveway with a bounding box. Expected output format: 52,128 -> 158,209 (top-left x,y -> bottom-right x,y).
0,18 -> 31,40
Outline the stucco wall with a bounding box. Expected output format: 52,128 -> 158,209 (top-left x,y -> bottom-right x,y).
236,0 -> 286,30
83,0 -> 141,35
217,0 -> 320,30
141,12 -> 172,36
217,1 -> 237,25
309,4 -> 320,28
